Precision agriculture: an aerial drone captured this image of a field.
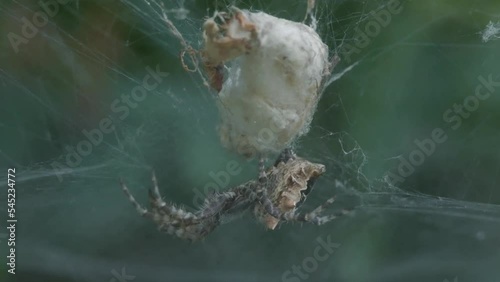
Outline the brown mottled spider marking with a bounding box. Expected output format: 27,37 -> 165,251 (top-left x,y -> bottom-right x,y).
120,149 -> 348,241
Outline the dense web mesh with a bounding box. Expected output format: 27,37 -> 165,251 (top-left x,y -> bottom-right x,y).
1,0 -> 500,281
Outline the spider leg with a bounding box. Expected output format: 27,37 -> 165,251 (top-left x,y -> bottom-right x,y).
198,190 -> 240,218
289,197 -> 350,225
255,185 -> 283,219
148,171 -> 170,211
119,173 -> 246,241
257,155 -> 284,217
273,148 -> 296,166
252,185 -> 285,219
146,172 -> 201,223
119,179 -> 153,219
258,155 -> 268,184
148,171 -> 179,214
298,197 -> 336,225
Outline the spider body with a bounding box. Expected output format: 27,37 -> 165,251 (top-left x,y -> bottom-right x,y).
120,150 -> 345,241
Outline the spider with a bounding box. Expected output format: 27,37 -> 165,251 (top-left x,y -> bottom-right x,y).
119,149 -> 348,241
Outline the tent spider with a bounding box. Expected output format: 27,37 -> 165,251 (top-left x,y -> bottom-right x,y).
120,149 -> 347,241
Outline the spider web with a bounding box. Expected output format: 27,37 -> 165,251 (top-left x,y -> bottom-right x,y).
1,0 -> 500,281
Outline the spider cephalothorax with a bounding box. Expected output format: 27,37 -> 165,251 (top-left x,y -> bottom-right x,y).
254,152 -> 326,229
120,150 -> 345,241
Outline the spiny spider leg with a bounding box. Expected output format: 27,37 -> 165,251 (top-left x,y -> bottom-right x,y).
257,160 -> 280,218
120,179 -> 152,219
256,187 -> 283,219
150,172 -> 163,202
150,171 -> 208,224
301,197 -> 337,225
148,171 -> 171,211
290,197 -> 350,225
273,148 -> 296,166
258,147 -> 295,183
120,174 -> 246,240
199,190 -> 240,218
256,153 -> 283,218
258,155 -> 268,184
308,196 -> 336,217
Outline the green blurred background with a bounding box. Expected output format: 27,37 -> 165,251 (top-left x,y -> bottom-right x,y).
1,0 -> 500,281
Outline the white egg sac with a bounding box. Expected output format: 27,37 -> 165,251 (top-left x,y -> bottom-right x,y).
203,8 -> 330,158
